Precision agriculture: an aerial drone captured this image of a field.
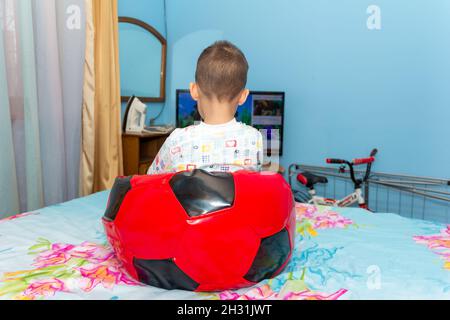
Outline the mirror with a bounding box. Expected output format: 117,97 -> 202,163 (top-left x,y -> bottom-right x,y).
118,16 -> 167,102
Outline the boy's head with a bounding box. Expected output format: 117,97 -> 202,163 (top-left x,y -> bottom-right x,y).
190,41 -> 249,115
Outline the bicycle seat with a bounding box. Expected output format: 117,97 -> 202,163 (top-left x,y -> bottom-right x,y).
297,171 -> 328,189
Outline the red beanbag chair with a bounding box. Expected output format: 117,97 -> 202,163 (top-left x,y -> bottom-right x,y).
103,169 -> 296,292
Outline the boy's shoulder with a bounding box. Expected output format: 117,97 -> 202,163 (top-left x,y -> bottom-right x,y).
165,125 -> 200,142
169,125 -> 201,135
169,124 -> 198,137
235,121 -> 262,137
168,121 -> 262,139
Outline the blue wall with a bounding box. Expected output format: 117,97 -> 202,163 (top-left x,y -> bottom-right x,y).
118,0 -> 450,179
118,0 -> 167,124
162,0 -> 450,180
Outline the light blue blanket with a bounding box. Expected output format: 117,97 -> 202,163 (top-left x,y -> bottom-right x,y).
0,191 -> 448,300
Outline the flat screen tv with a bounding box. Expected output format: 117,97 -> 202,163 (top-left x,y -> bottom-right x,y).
176,90 -> 285,156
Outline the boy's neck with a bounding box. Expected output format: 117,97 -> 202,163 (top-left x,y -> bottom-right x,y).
201,100 -> 237,125
203,115 -> 235,125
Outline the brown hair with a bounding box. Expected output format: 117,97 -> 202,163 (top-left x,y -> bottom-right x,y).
195,41 -> 249,102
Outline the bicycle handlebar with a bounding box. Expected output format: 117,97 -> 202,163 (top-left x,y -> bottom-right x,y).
352,157 -> 375,165
325,148 -> 378,186
326,159 -> 347,164
370,148 -> 378,157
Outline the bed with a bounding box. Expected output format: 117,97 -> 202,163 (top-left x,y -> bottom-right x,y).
0,191 -> 449,300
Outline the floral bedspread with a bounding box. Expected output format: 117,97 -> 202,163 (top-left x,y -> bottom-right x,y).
0,191 -> 449,300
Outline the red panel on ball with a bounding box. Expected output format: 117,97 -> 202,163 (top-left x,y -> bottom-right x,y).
175,211 -> 260,291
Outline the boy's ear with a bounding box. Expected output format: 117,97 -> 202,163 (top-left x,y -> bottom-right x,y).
238,89 -> 250,106
190,82 -> 199,101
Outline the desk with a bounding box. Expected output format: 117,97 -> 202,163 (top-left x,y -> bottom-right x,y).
122,131 -> 173,175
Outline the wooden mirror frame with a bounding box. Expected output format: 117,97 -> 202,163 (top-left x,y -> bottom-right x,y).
118,16 -> 167,103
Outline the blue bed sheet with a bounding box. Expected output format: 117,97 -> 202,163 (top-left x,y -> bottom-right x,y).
0,191 -> 449,300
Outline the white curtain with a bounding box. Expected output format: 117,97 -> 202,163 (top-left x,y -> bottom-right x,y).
0,0 -> 86,217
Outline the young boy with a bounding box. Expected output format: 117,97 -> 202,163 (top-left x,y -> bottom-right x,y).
147,41 -> 263,174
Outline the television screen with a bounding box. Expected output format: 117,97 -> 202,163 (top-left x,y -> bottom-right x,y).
176,90 -> 285,156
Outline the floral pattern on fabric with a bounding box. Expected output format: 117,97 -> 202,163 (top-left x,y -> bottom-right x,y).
414,226 -> 450,270
0,238 -> 141,300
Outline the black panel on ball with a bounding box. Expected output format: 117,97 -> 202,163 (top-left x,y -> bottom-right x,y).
244,229 -> 291,283
169,169 -> 235,217
103,176 -> 132,222
133,258 -> 199,291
